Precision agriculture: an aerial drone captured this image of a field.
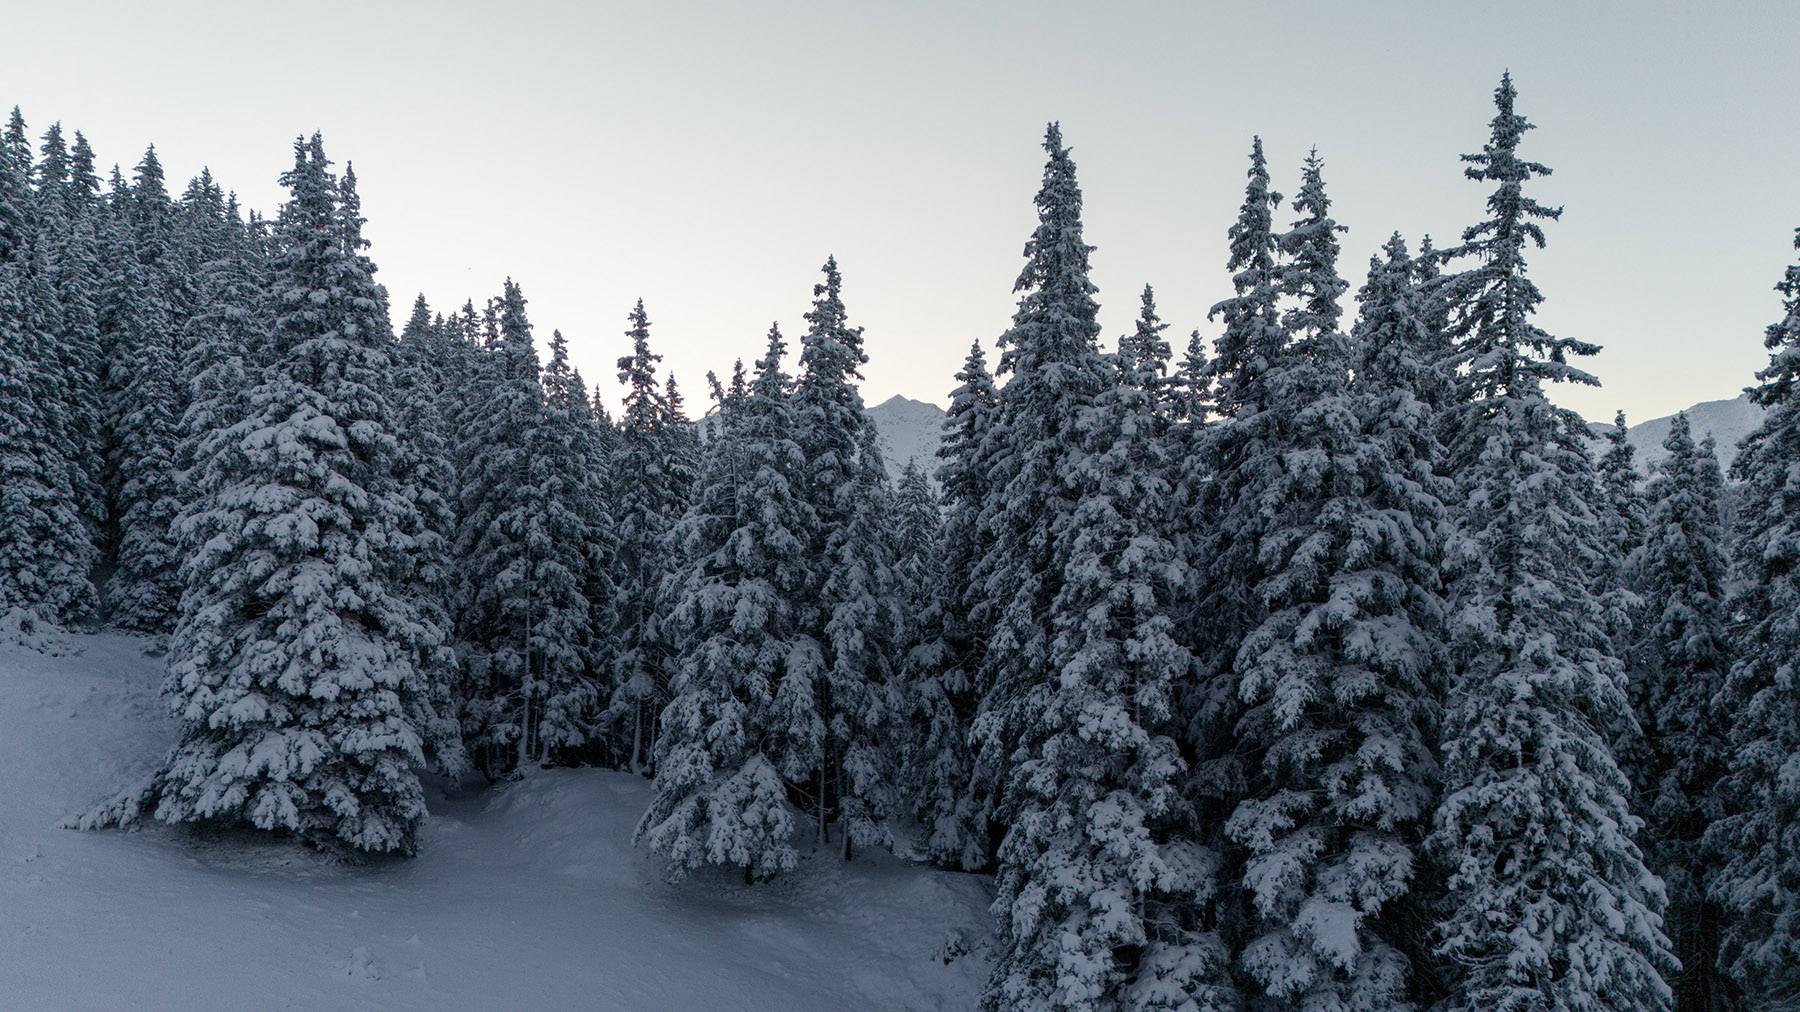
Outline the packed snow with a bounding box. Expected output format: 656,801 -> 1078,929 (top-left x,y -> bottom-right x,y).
0,634 -> 994,1010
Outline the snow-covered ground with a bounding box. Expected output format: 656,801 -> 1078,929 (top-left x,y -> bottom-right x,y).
0,634 -> 993,1011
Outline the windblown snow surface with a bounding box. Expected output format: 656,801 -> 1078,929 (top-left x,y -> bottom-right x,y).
0,634 -> 993,1010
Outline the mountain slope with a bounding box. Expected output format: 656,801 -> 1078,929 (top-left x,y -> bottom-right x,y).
867,396 -> 947,479
1595,393 -> 1765,473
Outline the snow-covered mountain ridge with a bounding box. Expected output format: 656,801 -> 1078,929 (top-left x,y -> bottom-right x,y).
1593,393 -> 1765,473
868,391 -> 1769,480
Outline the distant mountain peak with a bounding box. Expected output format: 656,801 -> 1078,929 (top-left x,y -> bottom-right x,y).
867,396 -> 947,479
1595,392 -> 1763,473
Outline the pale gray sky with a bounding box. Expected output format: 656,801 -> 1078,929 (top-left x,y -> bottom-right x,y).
8,0 -> 1798,425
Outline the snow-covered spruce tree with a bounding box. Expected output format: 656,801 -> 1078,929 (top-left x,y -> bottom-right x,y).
608,299 -> 683,772
636,324 -> 821,882
1596,411 -> 1647,656
0,111 -> 28,263
821,420 -> 904,857
792,256 -> 902,854
532,327 -> 609,761
30,122 -> 107,542
1622,414 -> 1737,1012
985,278 -> 1236,1012
1168,328 -> 1211,427
900,339 -> 998,871
1711,225 -> 1800,1006
0,134 -> 94,627
1120,283 -> 1173,425
662,371 -> 700,513
94,146 -> 186,626
891,458 -> 940,614
968,124 -> 1211,1011
173,196 -> 263,488
1348,229 -> 1465,1005
969,126 -> 1112,847
1180,136 -> 1287,871
1429,74 -> 1674,1012
452,280 -> 597,774
393,295 -> 458,566
377,293 -> 465,779
1356,233 -> 1455,422
81,135 -> 442,854
1215,152 -> 1445,1012
104,316 -> 182,631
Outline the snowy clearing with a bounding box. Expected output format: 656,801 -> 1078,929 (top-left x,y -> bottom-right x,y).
0,634 -> 994,1011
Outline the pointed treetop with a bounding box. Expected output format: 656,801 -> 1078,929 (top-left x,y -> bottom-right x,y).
1461,72 -> 1559,237
754,322 -> 790,399
1206,135 -> 1288,416
402,294 -> 433,340
498,277 -> 531,347
618,298 -> 666,432
996,121 -> 1102,384
2,107 -> 26,166
800,254 -> 867,387
1279,147 -> 1349,340
339,161 -> 367,250
132,144 -> 167,211
1225,136 -> 1281,292
1125,283 -> 1171,398
36,122 -> 67,191
67,131 -> 98,206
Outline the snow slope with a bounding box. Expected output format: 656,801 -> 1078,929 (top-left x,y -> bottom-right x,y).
0,635 -> 993,1011
867,396 -> 947,479
1618,393 -> 1764,473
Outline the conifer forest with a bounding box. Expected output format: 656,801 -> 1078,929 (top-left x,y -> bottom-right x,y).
6,71 -> 1800,1011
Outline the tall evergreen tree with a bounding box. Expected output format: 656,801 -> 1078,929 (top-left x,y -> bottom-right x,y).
1215,151 -> 1446,1012
608,299 -> 682,771
532,327 -> 608,761
1181,137 -> 1288,856
0,261 -> 97,625
986,276 -> 1235,1012
1626,414 -> 1737,1012
82,136 -> 441,853
792,256 -> 900,852
969,125 -> 1111,843
0,119 -> 93,626
389,294 -> 466,778
1597,411 -> 1648,652
972,124 -> 1219,1011
1712,225 -> 1800,1005
1429,74 -> 1673,1012
452,280 -> 595,774
637,325 -> 821,881
901,339 -> 997,871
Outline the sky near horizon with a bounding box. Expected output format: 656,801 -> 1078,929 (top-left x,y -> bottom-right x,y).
7,1 -> 1798,426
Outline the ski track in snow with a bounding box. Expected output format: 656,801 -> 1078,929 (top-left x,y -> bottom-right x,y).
0,634 -> 993,1011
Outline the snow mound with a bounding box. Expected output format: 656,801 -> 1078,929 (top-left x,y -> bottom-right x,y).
1,632 -> 993,1010
0,607 -> 80,655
